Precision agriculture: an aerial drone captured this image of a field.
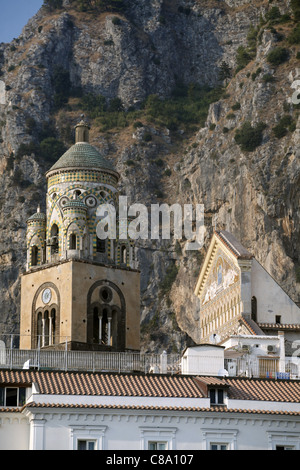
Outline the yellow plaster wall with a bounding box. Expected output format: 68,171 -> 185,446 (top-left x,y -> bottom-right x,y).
71,261 -> 140,350
20,262 -> 73,349
20,260 -> 140,351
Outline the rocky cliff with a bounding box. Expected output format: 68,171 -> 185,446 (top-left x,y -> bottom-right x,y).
0,0 -> 299,352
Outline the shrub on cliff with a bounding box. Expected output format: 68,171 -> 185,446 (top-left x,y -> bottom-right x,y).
267,47 -> 289,66
235,121 -> 267,152
288,23 -> 300,44
43,0 -> 63,10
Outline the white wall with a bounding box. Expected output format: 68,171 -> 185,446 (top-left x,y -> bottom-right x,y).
0,414 -> 29,450
25,408 -> 300,451
2,406 -> 300,450
181,345 -> 225,375
251,260 -> 300,324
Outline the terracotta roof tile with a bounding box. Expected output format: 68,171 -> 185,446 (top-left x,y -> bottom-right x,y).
1,370 -> 300,403
0,407 -> 21,412
195,377 -> 229,387
226,377 -> 300,402
259,323 -> 300,330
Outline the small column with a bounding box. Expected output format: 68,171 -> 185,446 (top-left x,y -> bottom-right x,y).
107,318 -> 111,346
99,316 -> 102,343
41,319 -> 45,348
49,316 -> 53,346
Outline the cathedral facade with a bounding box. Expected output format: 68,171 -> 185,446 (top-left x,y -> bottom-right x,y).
20,121 -> 140,352
195,230 -> 300,352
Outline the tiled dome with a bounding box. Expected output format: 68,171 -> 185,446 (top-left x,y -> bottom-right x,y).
27,206 -> 46,223
49,142 -> 115,172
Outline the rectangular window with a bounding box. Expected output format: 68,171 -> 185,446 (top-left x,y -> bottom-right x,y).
77,440 -> 96,451
6,388 -> 18,406
140,427 -> 177,450
148,442 -> 168,450
70,425 -> 107,451
210,388 -> 225,405
0,388 -> 4,407
276,445 -> 294,451
218,389 -> 224,404
19,388 -> 26,407
210,443 -> 228,450
0,387 -> 27,407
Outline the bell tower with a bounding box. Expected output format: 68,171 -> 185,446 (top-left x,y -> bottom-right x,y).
20,120 -> 140,352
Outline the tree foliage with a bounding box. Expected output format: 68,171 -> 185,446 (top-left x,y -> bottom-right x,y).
218,61 -> 232,84
234,121 -> 267,152
43,0 -> 63,10
51,65 -> 71,110
44,0 -> 125,12
267,47 -> 289,66
291,0 -> 300,21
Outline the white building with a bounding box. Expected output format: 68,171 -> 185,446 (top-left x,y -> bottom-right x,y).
0,348 -> 300,451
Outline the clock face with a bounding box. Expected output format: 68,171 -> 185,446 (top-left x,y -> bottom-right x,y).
42,288 -> 52,304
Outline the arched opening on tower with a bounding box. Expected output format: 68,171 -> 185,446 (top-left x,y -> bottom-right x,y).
50,308 -> 57,345
31,246 -> 39,266
87,281 -> 126,352
50,224 -> 59,255
37,312 -> 43,346
44,310 -> 49,347
70,233 -> 77,250
101,308 -> 109,345
121,245 -> 127,264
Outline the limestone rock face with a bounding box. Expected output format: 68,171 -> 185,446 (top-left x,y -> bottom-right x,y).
0,0 -> 299,352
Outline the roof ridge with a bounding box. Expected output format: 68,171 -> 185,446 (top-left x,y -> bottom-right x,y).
215,230 -> 253,259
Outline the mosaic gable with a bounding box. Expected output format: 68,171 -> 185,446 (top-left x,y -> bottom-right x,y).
201,249 -> 240,308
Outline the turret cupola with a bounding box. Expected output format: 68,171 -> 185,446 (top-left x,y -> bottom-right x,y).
75,117 -> 90,143
26,205 -> 46,269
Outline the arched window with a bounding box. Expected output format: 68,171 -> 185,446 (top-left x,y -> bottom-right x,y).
37,312 -> 43,347
50,224 -> 59,254
70,234 -> 77,250
251,296 -> 257,322
50,308 -> 56,345
31,246 -> 39,266
121,245 -> 127,264
44,310 -> 49,347
87,281 -> 126,351
93,306 -> 99,343
101,308 -> 109,345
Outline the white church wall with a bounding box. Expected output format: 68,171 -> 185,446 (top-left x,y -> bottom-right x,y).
240,266 -> 252,315
251,259 -> 300,324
